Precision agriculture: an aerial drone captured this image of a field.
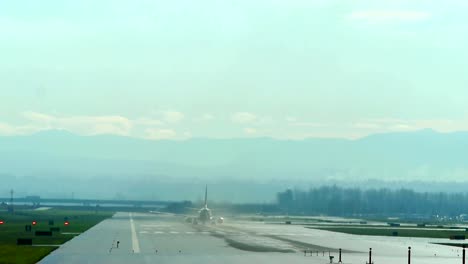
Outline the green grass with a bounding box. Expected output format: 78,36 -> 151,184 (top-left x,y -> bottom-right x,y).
310,226 -> 468,239
304,223 -> 465,229
0,208 -> 113,264
0,245 -> 56,264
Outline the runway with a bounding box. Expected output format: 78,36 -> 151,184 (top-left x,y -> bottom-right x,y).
40,212 -> 465,264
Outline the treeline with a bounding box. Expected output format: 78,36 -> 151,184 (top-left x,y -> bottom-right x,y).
163,200 -> 278,215
277,186 -> 468,217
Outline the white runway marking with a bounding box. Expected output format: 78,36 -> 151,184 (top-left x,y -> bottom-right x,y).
34,207 -> 52,211
140,224 -> 169,228
154,231 -> 164,234
129,213 -> 141,253
170,231 -> 179,234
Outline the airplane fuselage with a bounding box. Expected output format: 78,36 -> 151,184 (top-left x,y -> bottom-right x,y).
198,206 -> 212,224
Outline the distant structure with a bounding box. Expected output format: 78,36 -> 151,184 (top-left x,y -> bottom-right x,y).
8,189 -> 14,213
25,196 -> 41,207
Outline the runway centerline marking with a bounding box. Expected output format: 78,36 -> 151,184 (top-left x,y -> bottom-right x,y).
129,213 -> 141,253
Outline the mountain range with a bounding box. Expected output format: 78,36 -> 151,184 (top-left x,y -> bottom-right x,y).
1,129 -> 468,201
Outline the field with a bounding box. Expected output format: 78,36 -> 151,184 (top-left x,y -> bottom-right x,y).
246,214 -> 468,245
0,208 -> 113,264
310,226 -> 468,240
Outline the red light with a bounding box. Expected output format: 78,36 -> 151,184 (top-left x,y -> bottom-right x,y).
32,221 -> 37,225
0,221 -> 4,225
64,221 -> 69,226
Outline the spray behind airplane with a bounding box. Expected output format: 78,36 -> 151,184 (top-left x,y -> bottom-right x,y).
187,185 -> 224,225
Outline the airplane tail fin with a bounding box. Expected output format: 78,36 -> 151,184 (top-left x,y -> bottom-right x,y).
204,185 -> 208,208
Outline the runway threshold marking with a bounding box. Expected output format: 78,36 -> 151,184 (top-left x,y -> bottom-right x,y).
129,213 -> 141,253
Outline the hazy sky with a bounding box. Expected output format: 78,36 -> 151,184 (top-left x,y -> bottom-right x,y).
1,0 -> 468,139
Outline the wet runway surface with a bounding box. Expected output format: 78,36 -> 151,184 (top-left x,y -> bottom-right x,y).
40,212 -> 465,264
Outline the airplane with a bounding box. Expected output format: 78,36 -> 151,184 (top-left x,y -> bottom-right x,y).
186,185 -> 224,225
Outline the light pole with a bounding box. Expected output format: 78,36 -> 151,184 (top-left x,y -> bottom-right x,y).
9,189 -> 14,213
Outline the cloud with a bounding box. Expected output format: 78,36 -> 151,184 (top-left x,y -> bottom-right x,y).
348,10 -> 430,23
0,122 -> 39,136
133,117 -> 164,126
289,121 -> 326,127
193,114 -> 215,123
5,111 -> 468,140
22,111 -> 55,126
244,127 -> 257,135
351,118 -> 468,136
232,112 -> 257,124
144,128 -> 177,140
182,131 -> 192,139
258,116 -> 275,125
163,111 -> 185,123
201,114 -> 214,120
1,111 -> 189,139
0,123 -> 15,135
201,114 -> 215,121
390,124 -> 413,131
22,111 -> 132,136
284,117 -> 325,128
353,122 -> 380,129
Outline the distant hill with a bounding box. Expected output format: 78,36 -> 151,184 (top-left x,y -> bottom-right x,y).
1,129 -> 468,201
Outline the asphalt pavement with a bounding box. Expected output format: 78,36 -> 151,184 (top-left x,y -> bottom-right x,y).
39,212 -> 464,264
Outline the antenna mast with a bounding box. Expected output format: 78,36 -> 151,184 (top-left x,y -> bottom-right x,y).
204,185 -> 208,207
9,189 -> 14,213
